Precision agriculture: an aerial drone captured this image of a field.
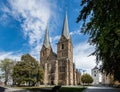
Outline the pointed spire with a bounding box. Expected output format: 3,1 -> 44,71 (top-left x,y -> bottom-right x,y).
43,24 -> 51,48
62,11 -> 70,39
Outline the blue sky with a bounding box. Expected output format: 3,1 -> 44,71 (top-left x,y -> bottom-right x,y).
0,0 -> 96,74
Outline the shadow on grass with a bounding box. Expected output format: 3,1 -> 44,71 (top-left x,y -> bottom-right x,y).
11,86 -> 86,92
59,87 -> 86,92
23,87 -> 53,92
24,87 -> 86,92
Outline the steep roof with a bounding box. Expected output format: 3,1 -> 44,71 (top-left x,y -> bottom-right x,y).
43,25 -> 51,48
61,12 -> 70,39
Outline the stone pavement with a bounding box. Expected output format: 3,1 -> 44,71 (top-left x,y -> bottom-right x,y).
0,86 -> 25,92
83,86 -> 120,92
0,86 -> 50,92
5,88 -> 25,92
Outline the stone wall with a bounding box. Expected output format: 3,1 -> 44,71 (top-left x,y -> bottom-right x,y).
40,35 -> 81,85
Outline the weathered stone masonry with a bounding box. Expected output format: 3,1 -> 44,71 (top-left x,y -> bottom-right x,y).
40,12 -> 81,85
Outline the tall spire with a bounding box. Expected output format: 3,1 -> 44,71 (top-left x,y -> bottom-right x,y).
62,11 -> 70,39
43,24 -> 51,48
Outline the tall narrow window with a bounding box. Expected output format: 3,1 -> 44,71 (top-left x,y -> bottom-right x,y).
42,51 -> 44,56
62,44 -> 64,49
62,52 -> 64,56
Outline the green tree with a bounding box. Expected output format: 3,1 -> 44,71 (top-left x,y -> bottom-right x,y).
81,73 -> 93,85
77,0 -> 120,81
12,54 -> 44,86
0,58 -> 14,85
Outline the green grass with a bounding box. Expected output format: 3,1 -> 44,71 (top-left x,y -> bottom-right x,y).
59,87 -> 86,92
15,86 -> 86,92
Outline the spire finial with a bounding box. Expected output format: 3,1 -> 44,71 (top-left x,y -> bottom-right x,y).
65,3 -> 68,12
65,3 -> 68,16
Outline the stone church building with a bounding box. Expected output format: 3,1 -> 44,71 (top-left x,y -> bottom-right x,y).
40,13 -> 81,85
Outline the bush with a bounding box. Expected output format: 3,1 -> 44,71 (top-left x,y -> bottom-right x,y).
81,73 -> 93,85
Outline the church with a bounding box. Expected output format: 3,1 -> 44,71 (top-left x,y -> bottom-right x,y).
40,12 -> 81,85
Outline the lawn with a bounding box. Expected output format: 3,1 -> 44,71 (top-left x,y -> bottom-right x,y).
22,86 -> 86,92
59,87 -> 86,92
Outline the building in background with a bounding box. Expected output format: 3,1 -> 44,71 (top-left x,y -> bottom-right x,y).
91,66 -> 99,85
91,66 -> 114,85
101,71 -> 114,85
40,12 -> 81,85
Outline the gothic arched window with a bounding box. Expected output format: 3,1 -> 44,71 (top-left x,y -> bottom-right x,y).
61,44 -> 64,49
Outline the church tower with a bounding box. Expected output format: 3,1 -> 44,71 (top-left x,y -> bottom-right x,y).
40,25 -> 58,85
40,25 -> 52,68
40,12 -> 81,85
57,12 -> 73,85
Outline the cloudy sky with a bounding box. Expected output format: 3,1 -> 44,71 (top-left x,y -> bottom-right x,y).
0,0 -> 96,74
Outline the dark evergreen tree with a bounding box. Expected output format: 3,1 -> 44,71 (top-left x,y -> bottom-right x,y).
77,0 -> 120,81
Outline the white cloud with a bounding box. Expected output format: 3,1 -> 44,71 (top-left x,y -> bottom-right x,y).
0,0 -> 97,75
0,51 -> 21,61
50,35 -> 60,42
0,14 -> 9,26
29,43 -> 42,61
70,29 -> 81,35
73,41 -> 96,74
1,0 -> 57,59
7,0 -> 53,45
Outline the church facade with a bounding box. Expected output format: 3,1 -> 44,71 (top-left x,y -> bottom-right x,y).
40,13 -> 81,85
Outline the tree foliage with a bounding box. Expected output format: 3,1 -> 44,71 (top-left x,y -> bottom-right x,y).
77,0 -> 120,81
81,73 -> 93,84
12,54 -> 44,86
0,58 -> 14,85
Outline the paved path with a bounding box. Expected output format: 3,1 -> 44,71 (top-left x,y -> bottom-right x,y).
0,86 -> 49,92
0,86 -> 27,92
83,86 -> 120,92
